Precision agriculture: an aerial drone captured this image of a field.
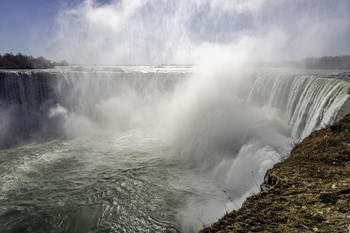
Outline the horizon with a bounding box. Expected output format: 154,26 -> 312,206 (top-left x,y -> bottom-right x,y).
2,52 -> 350,69
2,51 -> 350,65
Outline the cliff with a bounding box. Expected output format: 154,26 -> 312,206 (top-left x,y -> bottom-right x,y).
200,114 -> 350,232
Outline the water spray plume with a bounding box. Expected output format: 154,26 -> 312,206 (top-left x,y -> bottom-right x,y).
44,0 -> 350,65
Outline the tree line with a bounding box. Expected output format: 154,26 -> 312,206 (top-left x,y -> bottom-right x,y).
1,53 -> 349,70
0,53 -> 68,69
253,55 -> 350,69
301,55 -> 350,69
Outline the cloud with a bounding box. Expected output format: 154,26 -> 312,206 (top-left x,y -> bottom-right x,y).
44,0 -> 350,64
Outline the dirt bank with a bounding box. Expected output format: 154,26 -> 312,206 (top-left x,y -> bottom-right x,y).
200,114 -> 350,232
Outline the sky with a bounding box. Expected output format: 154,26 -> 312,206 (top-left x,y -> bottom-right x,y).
0,0 -> 62,54
1,0 -> 350,64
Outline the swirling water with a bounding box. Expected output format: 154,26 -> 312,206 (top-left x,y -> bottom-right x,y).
0,66 -> 349,232
0,130 -> 185,232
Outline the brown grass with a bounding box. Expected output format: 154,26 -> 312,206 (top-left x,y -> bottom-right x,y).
200,114 -> 350,233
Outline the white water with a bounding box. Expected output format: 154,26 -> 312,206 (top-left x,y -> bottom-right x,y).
0,66 -> 349,232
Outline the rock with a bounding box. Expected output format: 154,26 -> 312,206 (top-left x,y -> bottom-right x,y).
330,124 -> 342,132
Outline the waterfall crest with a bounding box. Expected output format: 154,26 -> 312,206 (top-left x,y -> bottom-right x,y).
244,72 -> 350,139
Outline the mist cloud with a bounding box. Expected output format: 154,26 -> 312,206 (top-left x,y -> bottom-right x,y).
44,0 -> 350,64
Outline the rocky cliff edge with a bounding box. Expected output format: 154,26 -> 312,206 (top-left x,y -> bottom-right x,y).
200,114 -> 350,232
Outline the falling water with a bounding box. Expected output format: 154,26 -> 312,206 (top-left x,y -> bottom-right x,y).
0,66 -> 349,232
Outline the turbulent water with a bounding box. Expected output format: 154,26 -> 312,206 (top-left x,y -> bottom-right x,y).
0,66 -> 349,232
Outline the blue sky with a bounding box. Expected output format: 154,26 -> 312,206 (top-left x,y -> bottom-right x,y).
0,0 -> 59,54
1,0 -> 350,64
0,0 -> 86,55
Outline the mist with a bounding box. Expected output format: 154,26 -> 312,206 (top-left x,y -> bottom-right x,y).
40,0 -> 350,65
40,1 -> 350,229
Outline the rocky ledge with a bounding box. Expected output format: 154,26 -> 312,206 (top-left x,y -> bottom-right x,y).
200,115 -> 350,232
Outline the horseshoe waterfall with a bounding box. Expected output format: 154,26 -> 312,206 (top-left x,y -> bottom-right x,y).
0,66 -> 349,232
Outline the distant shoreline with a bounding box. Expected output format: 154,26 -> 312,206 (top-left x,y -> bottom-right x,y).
0,53 -> 68,70
1,53 -> 350,70
252,55 -> 350,70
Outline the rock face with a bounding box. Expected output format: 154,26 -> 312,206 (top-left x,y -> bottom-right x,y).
200,115 -> 350,233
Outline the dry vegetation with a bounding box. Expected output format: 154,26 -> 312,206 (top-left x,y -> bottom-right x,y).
200,114 -> 350,232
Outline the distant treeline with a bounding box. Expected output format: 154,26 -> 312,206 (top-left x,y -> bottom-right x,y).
255,55 -> 350,70
0,53 -> 68,69
301,55 -> 350,69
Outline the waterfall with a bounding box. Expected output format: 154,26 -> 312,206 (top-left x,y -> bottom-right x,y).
0,66 -> 349,232
165,68 -> 349,231
244,72 -> 350,139
0,67 -> 188,146
0,68 -> 349,148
